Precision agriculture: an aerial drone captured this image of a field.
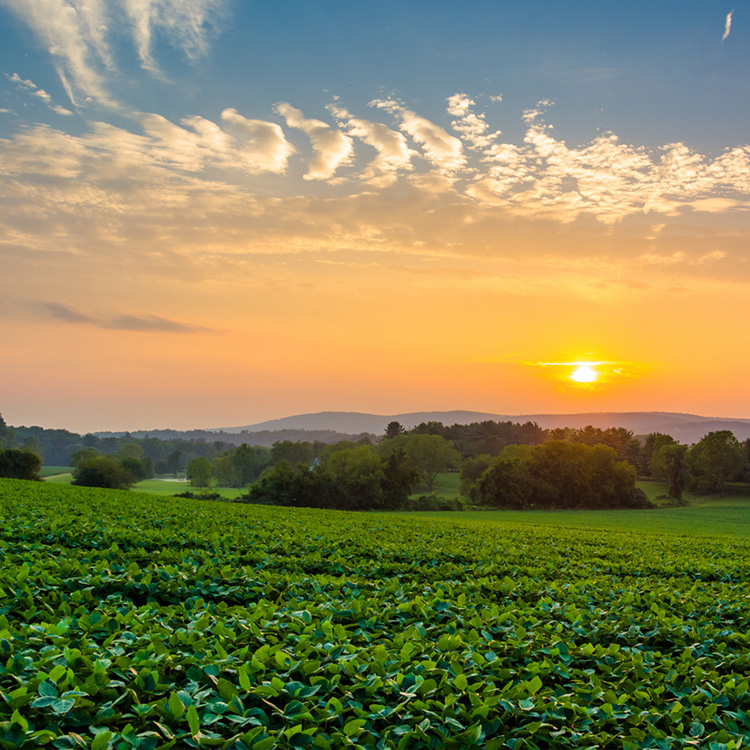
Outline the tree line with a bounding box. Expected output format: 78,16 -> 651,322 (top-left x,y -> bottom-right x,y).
2,412 -> 749,509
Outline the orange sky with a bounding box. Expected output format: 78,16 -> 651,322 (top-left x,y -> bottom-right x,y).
1,3 -> 749,432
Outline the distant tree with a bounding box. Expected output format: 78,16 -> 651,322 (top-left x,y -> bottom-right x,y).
478,441 -> 647,510
233,443 -> 268,485
411,421 -> 446,437
646,433 -> 678,480
121,456 -> 149,483
479,453 -> 532,509
326,445 -> 386,509
0,414 -> 16,449
165,449 -> 183,477
384,421 -> 406,439
381,434 -> 461,492
73,456 -> 134,489
380,447 -> 420,508
71,448 -> 99,467
187,457 -> 212,488
688,431 -> 748,495
211,455 -> 238,487
270,440 -> 316,466
459,454 -> 493,499
142,456 -> 155,479
658,443 -> 688,501
0,448 -> 42,480
120,442 -> 144,460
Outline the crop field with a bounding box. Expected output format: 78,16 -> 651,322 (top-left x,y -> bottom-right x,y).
1,478 -> 750,749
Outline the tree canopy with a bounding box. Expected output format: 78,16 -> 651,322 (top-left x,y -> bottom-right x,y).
688,431 -> 749,495
478,441 -> 650,510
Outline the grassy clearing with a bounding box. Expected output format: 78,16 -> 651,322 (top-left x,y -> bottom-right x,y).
134,478 -> 246,499
411,471 -> 462,498
42,471 -> 73,484
39,465 -> 73,478
398,494 -> 750,537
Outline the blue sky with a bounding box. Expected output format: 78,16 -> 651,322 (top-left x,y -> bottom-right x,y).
1,0 -> 750,431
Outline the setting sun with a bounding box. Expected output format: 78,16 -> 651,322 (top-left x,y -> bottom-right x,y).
570,365 -> 599,384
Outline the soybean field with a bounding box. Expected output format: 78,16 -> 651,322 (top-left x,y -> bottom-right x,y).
0,478 -> 749,749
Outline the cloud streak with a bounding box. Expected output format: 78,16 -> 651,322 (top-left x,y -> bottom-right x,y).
40,302 -> 216,333
722,10 -> 733,41
0,0 -> 228,106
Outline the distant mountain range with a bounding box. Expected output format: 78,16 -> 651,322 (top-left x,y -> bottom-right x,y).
213,410 -> 750,445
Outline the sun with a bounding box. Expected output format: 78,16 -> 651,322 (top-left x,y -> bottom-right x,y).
569,364 -> 599,383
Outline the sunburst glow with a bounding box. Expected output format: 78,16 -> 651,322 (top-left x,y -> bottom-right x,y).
569,365 -> 599,383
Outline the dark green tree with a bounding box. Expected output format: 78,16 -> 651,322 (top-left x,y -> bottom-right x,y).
688,431 -> 748,495
165,449 -> 183,477
659,443 -> 688,501
187,457 -> 212,488
0,448 -> 42,480
384,421 -> 406,439
379,434 -> 461,492
73,456 -> 134,489
0,414 -> 15,449
643,433 -> 677,479
121,456 -> 149,482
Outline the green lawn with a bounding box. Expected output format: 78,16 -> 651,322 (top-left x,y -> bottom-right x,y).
133,478 -> 246,499
39,465 -> 73,477
42,471 -> 73,484
41,472 -> 245,498
411,471 -> 462,498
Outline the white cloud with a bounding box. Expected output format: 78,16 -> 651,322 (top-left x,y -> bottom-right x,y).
327,101 -> 414,186
1,0 -> 115,106
722,10 -> 733,41
0,0 -> 228,106
371,96 -> 466,174
221,109 -> 295,174
446,93 -> 500,151
5,71 -> 76,116
275,102 -> 353,180
122,0 -> 227,73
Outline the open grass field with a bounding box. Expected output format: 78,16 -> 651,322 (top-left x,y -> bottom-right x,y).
132,479 -> 246,500
41,470 -> 245,499
406,474 -> 750,538
2,476 -> 750,748
38,466 -> 73,478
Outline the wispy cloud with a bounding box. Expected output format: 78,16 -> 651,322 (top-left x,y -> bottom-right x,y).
4,72 -> 73,115
275,102 -> 353,180
40,302 -> 216,333
722,10 -> 734,41
0,0 -> 229,106
123,0 -> 227,74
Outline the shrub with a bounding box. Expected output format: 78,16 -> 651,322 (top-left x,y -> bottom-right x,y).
73,456 -> 134,489
0,448 -> 41,480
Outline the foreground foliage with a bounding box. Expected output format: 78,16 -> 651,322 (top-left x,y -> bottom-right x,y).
1,479 -> 750,749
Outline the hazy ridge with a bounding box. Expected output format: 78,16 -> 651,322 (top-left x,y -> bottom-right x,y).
210,410 -> 750,445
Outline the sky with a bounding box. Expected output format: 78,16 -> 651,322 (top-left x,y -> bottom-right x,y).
1,0 -> 750,433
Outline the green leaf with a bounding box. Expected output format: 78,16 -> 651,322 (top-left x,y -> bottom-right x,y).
48,665 -> 66,683
186,704 -> 200,736
51,698 -> 75,714
344,719 -> 366,736
91,731 -> 113,750
10,709 -> 28,733
168,692 -> 184,719
527,675 -> 543,694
